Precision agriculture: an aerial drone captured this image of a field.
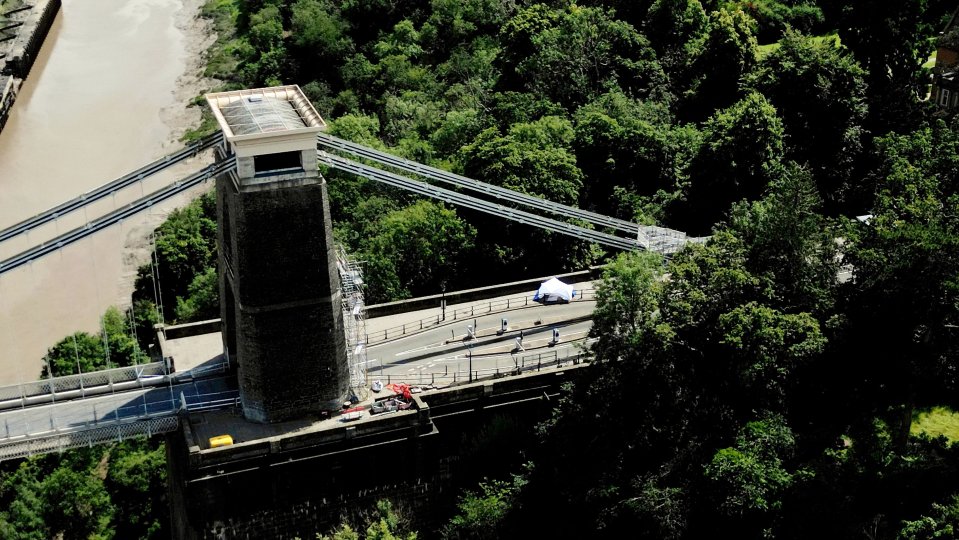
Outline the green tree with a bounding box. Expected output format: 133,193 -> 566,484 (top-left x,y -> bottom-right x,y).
898,495 -> 959,540
292,0 -> 350,54
682,8 -> 758,119
573,91 -> 696,219
457,116 -> 599,276
42,331 -> 105,377
105,441 -> 168,539
843,118 -> 959,434
718,302 -> 826,408
830,0 -> 935,133
704,415 -> 795,520
174,266 -> 220,323
360,200 -> 476,302
134,191 -> 217,320
441,477 -> 525,540
502,4 -> 667,108
643,0 -> 709,76
40,467 -> 114,540
319,499 -> 417,540
749,28 -> 868,207
728,164 -> 839,315
102,306 -> 148,369
681,92 -> 785,233
0,460 -> 46,540
460,117 -> 582,205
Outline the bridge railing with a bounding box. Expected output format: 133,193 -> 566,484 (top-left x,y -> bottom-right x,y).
0,416 -> 181,461
366,289 -> 595,346
368,348 -> 591,389
0,389 -> 240,461
0,361 -> 168,405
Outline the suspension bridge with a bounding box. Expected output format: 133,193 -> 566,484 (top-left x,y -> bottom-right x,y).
0,85 -> 706,460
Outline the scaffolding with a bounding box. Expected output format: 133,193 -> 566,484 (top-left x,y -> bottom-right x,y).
335,245 -> 368,400
637,225 -> 709,256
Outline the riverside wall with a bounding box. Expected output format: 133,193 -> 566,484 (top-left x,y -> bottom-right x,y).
0,0 -> 60,132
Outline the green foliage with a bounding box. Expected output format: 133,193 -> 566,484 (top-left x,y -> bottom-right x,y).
502,4 -> 667,108
730,0 -> 825,43
831,0 -> 936,132
40,466 -> 114,539
358,200 -> 476,303
718,302 -> 825,406
644,0 -> 709,75
42,306 -> 148,377
682,8 -> 759,119
174,266 -> 220,322
441,476 -> 526,540
133,190 -> 217,325
898,495 -> 959,540
0,441 -> 168,539
844,118 -> 959,406
749,28 -> 867,206
573,91 -> 695,219
911,407 -> 959,443
459,116 -> 581,205
105,442 -> 168,539
729,164 -> 839,315
704,415 -> 795,518
681,91 -> 785,233
319,500 -> 417,540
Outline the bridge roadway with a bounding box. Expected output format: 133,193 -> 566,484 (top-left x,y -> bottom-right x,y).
0,294 -> 596,459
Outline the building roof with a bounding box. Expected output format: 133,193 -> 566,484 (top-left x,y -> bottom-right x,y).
220,96 -> 305,136
205,85 -> 326,141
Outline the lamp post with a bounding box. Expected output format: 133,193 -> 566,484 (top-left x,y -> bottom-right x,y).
467,342 -> 473,382
441,282 -> 447,321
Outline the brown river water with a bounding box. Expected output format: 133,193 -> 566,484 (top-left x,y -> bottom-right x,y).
0,0 -> 213,385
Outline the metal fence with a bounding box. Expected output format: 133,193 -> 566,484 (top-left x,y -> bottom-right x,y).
0,415 -> 180,461
0,361 -> 168,404
366,289 -> 595,345
0,389 -> 240,461
368,348 -> 591,388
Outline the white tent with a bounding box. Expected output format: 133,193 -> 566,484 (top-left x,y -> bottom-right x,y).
534,277 -> 574,303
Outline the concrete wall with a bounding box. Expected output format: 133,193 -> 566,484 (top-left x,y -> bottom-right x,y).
0,0 -> 60,133
167,366 -> 586,539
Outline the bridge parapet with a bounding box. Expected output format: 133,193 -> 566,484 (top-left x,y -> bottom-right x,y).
0,361 -> 168,407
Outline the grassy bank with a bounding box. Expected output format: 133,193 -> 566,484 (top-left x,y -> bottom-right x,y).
181,0 -> 240,142
912,406 -> 959,443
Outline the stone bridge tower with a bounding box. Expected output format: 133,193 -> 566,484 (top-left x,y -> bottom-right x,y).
205,85 -> 349,423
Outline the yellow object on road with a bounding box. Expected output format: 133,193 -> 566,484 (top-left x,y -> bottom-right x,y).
209,435 -> 234,448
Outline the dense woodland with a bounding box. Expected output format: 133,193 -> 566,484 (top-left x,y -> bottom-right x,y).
2,0 -> 959,538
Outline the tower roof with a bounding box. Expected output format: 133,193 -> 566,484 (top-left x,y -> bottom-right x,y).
205,85 -> 326,142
